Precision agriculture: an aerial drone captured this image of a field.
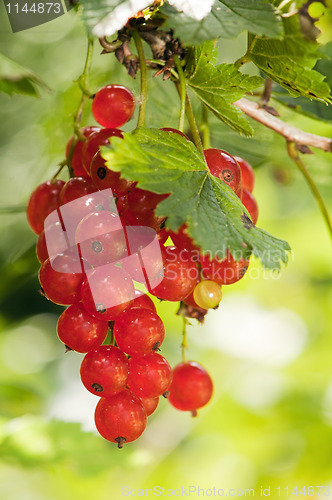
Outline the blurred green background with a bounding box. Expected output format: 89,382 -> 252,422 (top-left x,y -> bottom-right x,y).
0,3 -> 332,499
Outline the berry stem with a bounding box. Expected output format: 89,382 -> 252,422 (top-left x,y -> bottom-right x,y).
181,317 -> 189,363
74,38 -> 94,137
55,38 -> 94,179
51,159 -> 68,181
132,31 -> 147,128
287,141 -> 332,240
174,54 -> 186,132
176,86 -> 204,154
200,105 -> 211,149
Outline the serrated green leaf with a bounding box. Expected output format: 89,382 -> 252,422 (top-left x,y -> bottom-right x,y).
248,17 -> 331,102
79,0 -> 121,34
0,52 -> 48,97
102,129 -> 290,269
186,42 -> 263,135
162,0 -> 283,44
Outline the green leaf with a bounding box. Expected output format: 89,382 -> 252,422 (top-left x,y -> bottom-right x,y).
248,17 -> 331,103
0,416 -> 119,473
79,0 -> 119,34
0,52 -> 48,97
162,0 -> 283,44
186,42 -> 263,135
102,129 -> 290,270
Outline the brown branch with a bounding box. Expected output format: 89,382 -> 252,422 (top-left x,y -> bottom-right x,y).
234,98 -> 332,153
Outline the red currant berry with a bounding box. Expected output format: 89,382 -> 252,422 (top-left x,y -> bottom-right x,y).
92,85 -> 135,129
57,302 -> 108,353
80,345 -> 129,397
121,229 -> 165,287
81,266 -> 135,320
204,149 -> 242,193
59,177 -> 97,205
75,210 -> 127,267
39,253 -> 85,305
166,224 -> 199,257
114,308 -> 165,356
234,156 -> 255,193
169,361 -> 213,412
58,190 -> 114,246
121,187 -> 168,231
94,389 -> 146,447
36,230 -> 49,263
200,250 -> 249,285
241,188 -> 259,225
83,128 -> 123,174
130,290 -> 156,313
27,180 -> 65,235
90,152 -> 135,196
66,126 -> 100,178
140,397 -> 159,416
149,246 -> 198,301
127,353 -> 172,399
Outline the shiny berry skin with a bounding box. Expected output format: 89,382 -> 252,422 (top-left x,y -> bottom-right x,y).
121,187 -> 168,231
57,303 -> 108,353
193,280 -> 223,309
150,246 -> 198,301
58,190 -> 113,246
241,188 -> 258,225
234,156 -> 255,193
90,152 -> 135,196
66,126 -> 100,178
121,229 -> 165,287
81,266 -> 135,320
114,308 -> 165,356
160,127 -> 189,140
168,361 -> 213,412
92,85 -> 135,129
94,389 -> 147,447
200,250 -> 249,285
39,253 -> 85,305
130,290 -> 156,313
183,288 -> 205,309
166,224 -> 199,257
83,128 -> 123,174
75,210 -> 127,267
36,230 -> 49,263
127,353 -> 173,399
27,180 -> 65,235
59,177 -> 97,205
140,397 -> 159,416
80,345 -> 129,397
204,149 -> 242,193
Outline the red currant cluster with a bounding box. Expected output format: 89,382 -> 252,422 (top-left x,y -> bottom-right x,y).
26,84 -> 257,447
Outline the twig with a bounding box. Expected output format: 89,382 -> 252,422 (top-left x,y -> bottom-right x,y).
287,142 -> 332,240
234,98 -> 332,152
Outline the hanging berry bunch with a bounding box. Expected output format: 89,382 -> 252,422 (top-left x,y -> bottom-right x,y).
25,2 -> 300,448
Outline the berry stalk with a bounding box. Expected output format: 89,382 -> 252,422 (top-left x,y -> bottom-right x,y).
174,54 -> 186,133
132,30 -> 147,128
